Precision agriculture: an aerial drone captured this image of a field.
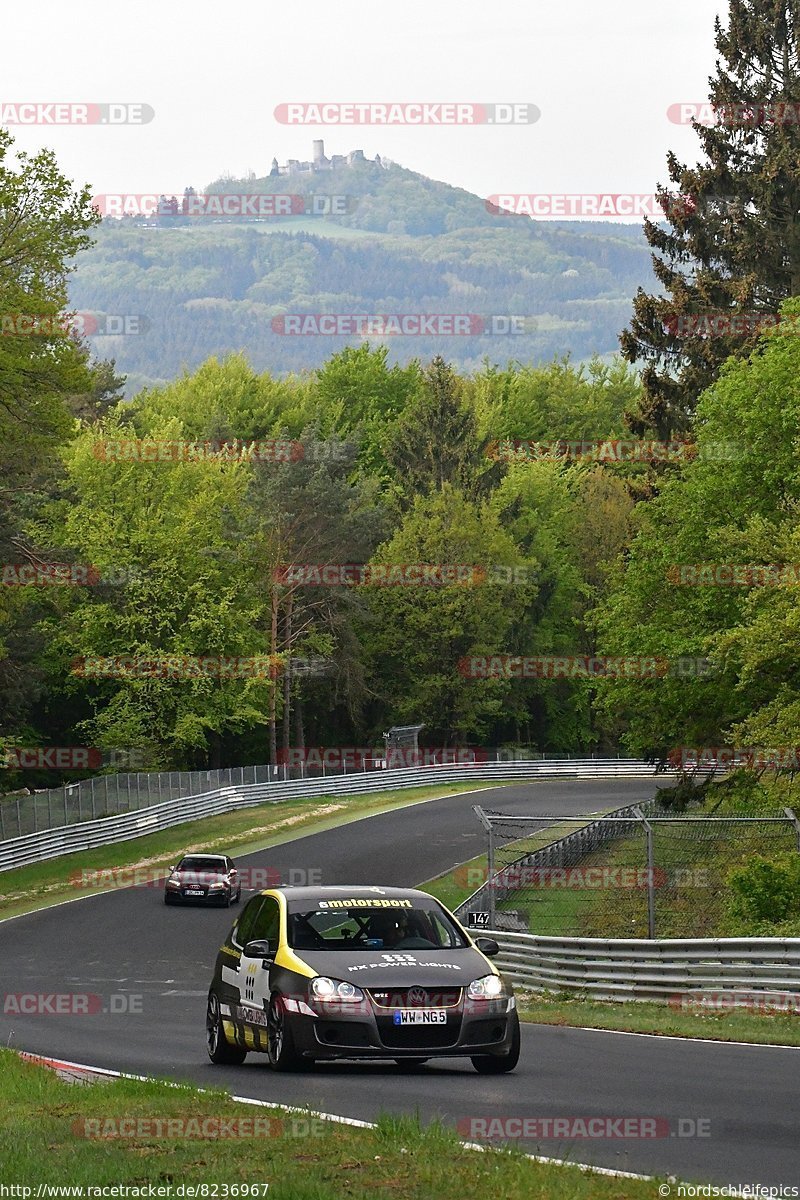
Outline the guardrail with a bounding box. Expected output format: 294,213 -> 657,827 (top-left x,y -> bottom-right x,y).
489,930 -> 800,1002
0,758 -> 664,872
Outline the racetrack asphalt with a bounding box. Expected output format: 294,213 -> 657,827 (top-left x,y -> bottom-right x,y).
2,776 -> 796,1186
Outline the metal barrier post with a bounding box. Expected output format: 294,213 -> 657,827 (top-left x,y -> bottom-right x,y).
784,808 -> 800,851
634,806 -> 656,939
473,806 -> 495,927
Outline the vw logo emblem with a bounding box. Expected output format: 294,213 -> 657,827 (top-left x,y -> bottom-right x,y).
407,986 -> 428,1007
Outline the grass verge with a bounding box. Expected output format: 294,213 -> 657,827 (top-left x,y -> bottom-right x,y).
0,781 -> 503,925
517,991 -> 800,1045
0,1049 -> 661,1197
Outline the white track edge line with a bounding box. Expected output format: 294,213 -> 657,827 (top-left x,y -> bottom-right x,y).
539,1022 -> 800,1050
14,1050 -> 662,1183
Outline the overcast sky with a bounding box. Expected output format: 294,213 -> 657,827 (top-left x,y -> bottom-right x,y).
2,0 -> 728,208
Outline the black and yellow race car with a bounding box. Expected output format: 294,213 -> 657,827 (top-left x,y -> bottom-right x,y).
205,885 -> 520,1073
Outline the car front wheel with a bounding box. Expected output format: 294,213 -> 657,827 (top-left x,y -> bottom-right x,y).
471,1011 -> 520,1074
206,992 -> 247,1065
266,993 -> 307,1071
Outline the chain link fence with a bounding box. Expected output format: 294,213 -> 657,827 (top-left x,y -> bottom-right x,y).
0,764 -> 287,840
459,804 -> 800,939
0,751 -> 643,842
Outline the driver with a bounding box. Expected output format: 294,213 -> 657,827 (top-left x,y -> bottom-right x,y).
367,910 -> 409,947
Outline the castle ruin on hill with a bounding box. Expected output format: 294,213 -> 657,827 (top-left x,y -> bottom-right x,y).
269,140 -> 388,177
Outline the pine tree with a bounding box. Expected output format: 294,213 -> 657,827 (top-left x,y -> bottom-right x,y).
383,356 -> 490,502
622,0 -> 800,437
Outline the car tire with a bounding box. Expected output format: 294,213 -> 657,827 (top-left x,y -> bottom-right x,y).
394,1058 -> 429,1069
164,895 -> 175,905
470,1012 -> 521,1074
266,993 -> 307,1071
206,992 -> 247,1065
233,887 -> 241,904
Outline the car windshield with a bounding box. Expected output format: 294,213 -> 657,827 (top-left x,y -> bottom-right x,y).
177,857 -> 227,873
287,900 -> 468,951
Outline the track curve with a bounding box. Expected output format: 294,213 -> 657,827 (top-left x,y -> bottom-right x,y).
2,777 -> 796,1186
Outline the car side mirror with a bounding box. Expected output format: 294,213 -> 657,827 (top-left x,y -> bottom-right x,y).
244,939 -> 272,962
475,937 -> 500,957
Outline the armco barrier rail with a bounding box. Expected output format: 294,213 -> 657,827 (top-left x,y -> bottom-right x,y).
0,751 -> 659,839
488,930 -> 800,1002
0,758 -> 664,872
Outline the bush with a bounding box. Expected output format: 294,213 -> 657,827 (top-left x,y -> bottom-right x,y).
727,854 -> 800,925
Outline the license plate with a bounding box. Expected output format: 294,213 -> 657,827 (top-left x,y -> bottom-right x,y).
393,1009 -> 447,1025
238,1005 -> 268,1027
185,888 -> 204,895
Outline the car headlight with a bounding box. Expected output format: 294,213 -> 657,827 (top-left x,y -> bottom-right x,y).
310,977 -> 365,1003
467,974 -> 504,1000
165,879 -> 180,889
208,881 -> 224,889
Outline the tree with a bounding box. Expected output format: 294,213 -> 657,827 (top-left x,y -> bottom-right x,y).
383,356 -> 489,503
314,344 -> 419,476
242,431 -> 388,761
0,128 -> 99,758
621,0 -> 800,436
40,414 -> 273,768
360,485 -> 528,743
599,300 -> 800,758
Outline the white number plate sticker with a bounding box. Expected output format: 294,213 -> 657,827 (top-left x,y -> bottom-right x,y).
393,1009 -> 447,1025
185,888 -> 204,894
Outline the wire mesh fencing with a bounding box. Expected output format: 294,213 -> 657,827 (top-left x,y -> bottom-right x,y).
0,750 -> 635,842
459,804 -> 800,939
0,764 -> 285,840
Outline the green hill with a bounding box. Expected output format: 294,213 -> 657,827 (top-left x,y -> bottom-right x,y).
70,157 -> 654,393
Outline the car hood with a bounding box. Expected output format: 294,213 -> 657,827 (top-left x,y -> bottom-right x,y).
290,945 -> 493,986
